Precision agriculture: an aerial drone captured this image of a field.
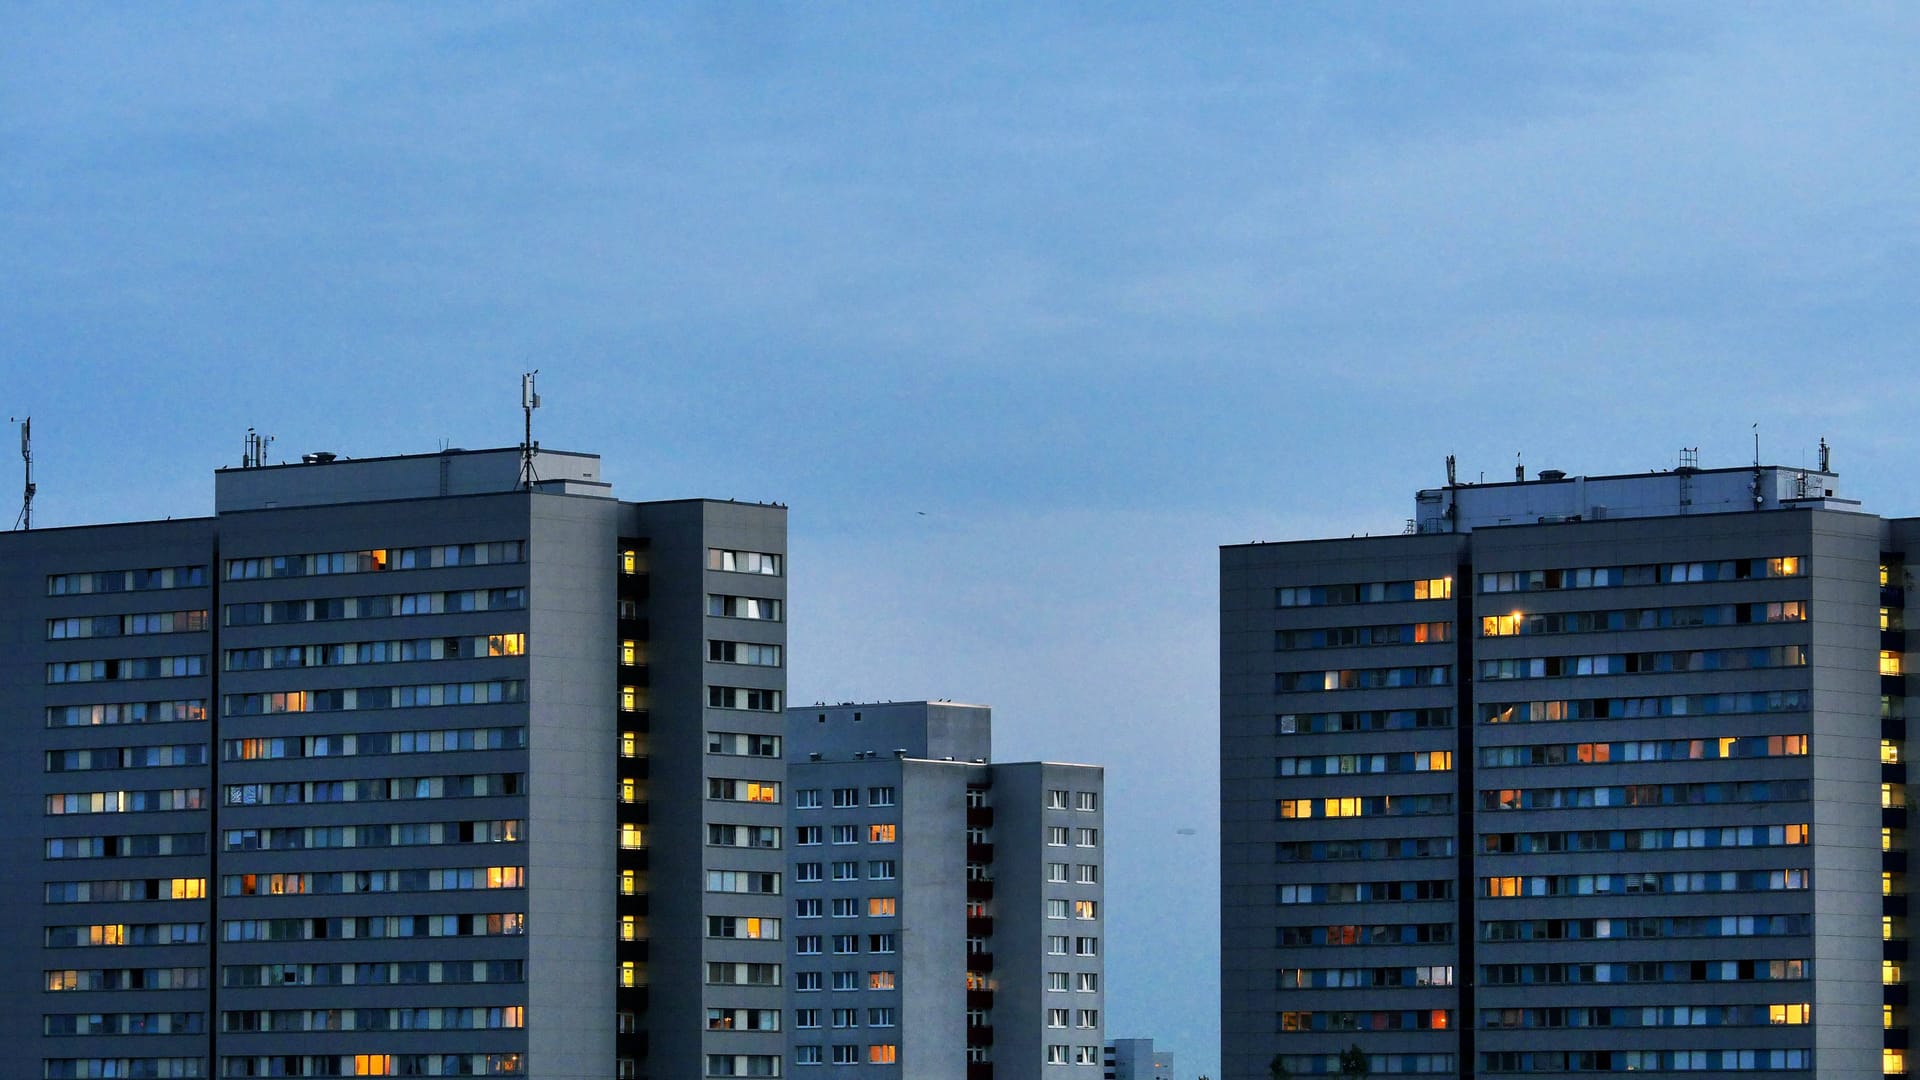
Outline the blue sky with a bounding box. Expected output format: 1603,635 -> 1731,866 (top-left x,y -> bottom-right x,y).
6,5 -> 1920,1073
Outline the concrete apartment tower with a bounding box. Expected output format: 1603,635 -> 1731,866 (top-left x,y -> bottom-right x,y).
1103,1036 -> 1174,1080
785,701 -> 1105,1078
1223,454 -> 1909,1079
0,445 -> 786,1080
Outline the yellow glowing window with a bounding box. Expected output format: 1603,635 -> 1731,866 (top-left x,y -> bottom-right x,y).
354,1056 -> 390,1077
873,970 -> 898,990
1768,1003 -> 1811,1025
620,870 -> 637,896
620,824 -> 644,850
870,824 -> 897,843
747,782 -> 777,803
1482,613 -> 1524,637
1887,1047 -> 1906,1074
620,961 -> 637,988
869,1045 -> 898,1064
620,778 -> 638,804
1486,877 -> 1522,898
620,731 -> 637,758
487,866 -> 524,889
169,878 -> 205,900
1423,751 -> 1452,771
620,686 -> 637,712
1279,800 -> 1307,819
1884,652 -> 1904,676
1782,824 -> 1808,845
1322,797 -> 1361,818
1889,961 -> 1907,986
869,898 -> 897,917
621,639 -> 637,665
1415,577 -> 1452,600
488,634 -> 525,657
91,924 -> 127,946
1888,741 -> 1904,765
1430,1010 -> 1448,1030
47,970 -> 78,991
621,916 -> 637,941
500,1006 -> 524,1028
1770,557 -> 1801,577
620,549 -> 637,575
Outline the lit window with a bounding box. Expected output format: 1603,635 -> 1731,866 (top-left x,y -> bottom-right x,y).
621,639 -> 638,665
621,686 -> 638,712
868,898 -> 896,917
1887,960 -> 1904,986
1888,1048 -> 1907,1075
870,824 -> 896,843
621,731 -> 637,758
620,961 -> 637,988
354,1056 -> 391,1077
869,970 -> 895,990
1888,740 -> 1904,765
868,1045 -> 897,1064
620,824 -> 644,850
621,916 -> 637,942
1884,652 -> 1904,676
1769,1003 -> 1811,1025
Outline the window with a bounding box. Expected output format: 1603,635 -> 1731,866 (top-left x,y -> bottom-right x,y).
1076,828 -> 1098,847
795,971 -> 822,991
708,686 -> 782,712
709,731 -> 781,757
1074,900 -> 1098,920
1048,863 -> 1069,883
707,594 -> 782,620
795,1045 -> 821,1065
1076,864 -> 1098,884
1048,1008 -> 1069,1028
1076,972 -> 1099,992
796,826 -> 821,846
1047,827 -> 1070,847
1047,899 -> 1068,919
868,970 -> 895,990
708,778 -> 780,803
1048,1045 -> 1069,1065
1048,971 -> 1069,991
868,1045 -> 897,1065
868,786 -> 895,806
831,861 -> 858,881
797,936 -> 823,955
832,971 -> 858,991
868,860 -> 896,879
1076,936 -> 1098,956
1048,935 -> 1069,955
796,863 -> 823,883
832,1046 -> 858,1065
795,899 -> 821,919
1075,791 -> 1098,811
1076,1009 -> 1098,1028
831,824 -> 858,845
796,1009 -> 820,1028
795,789 -> 821,809
869,934 -> 896,953
869,824 -> 896,843
709,640 -> 781,666
832,1007 -> 858,1027
708,548 -> 782,575
868,897 -> 896,917
832,935 -> 858,954
832,788 -> 859,808
868,1008 -> 895,1027
1047,789 -> 1069,809
832,898 -> 858,918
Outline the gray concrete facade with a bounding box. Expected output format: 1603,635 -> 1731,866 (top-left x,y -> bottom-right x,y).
0,446 -> 786,1080
785,703 -> 1104,1079
1225,464 -> 1918,1080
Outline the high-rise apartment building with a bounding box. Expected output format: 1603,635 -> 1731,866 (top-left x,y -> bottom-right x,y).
784,701 -> 1105,1078
1223,457 -> 1907,1079
0,445 -> 787,1080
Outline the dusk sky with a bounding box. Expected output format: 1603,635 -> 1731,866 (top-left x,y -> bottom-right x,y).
6,6 -> 1920,1074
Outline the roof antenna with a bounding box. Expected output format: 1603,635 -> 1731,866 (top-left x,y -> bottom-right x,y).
1445,454 -> 1457,487
519,371 -> 542,491
1818,437 -> 1830,473
242,427 -> 275,469
11,416 -> 33,530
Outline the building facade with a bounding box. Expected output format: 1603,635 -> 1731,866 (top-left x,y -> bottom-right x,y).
1103,1037 -> 1174,1080
1,446 -> 787,1080
1223,460 -> 1906,1079
785,701 -> 1105,1078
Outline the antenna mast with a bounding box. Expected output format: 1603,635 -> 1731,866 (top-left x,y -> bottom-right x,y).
12,416 -> 34,530
519,371 -> 542,491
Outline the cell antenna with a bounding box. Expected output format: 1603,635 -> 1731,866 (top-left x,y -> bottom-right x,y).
12,416 -> 34,530
1819,437 -> 1830,473
1445,454 -> 1457,486
519,371 -> 542,490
